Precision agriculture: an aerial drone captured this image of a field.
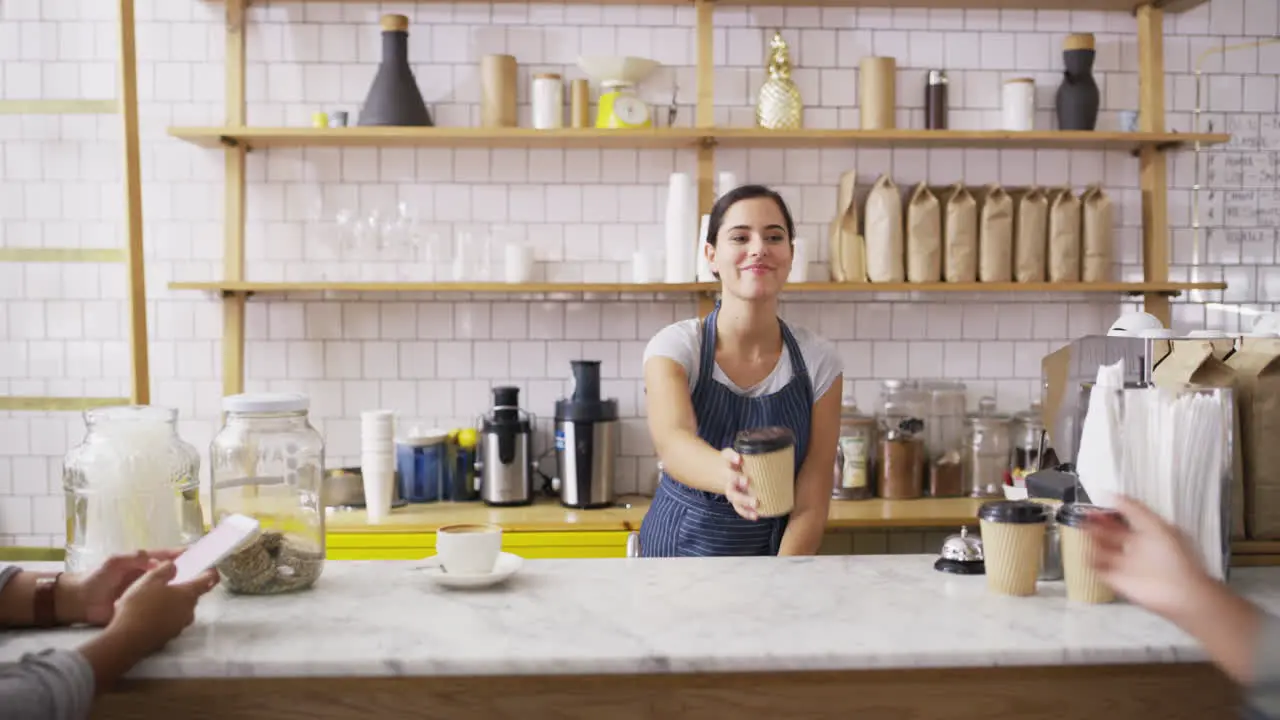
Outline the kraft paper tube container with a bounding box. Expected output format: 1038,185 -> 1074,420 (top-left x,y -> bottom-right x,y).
733,427 -> 796,518
859,56 -> 897,130
1057,503 -> 1121,604
978,500 -> 1049,597
481,54 -> 517,128
570,79 -> 590,128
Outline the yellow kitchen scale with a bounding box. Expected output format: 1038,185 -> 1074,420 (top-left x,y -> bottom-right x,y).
578,55 -> 660,129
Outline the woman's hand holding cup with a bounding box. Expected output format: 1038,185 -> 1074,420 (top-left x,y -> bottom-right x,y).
721,448 -> 759,521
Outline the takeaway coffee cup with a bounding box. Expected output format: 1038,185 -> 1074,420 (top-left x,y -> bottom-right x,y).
1057,503 -> 1122,603
978,500 -> 1050,596
436,523 -> 502,575
733,427 -> 796,517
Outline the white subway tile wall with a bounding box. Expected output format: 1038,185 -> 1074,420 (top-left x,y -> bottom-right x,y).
1,0 -> 1276,548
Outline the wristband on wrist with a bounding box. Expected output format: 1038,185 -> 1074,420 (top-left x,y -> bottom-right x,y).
33,572 -> 63,628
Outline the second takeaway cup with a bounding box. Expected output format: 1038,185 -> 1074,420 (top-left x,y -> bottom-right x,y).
1057,503 -> 1122,604
978,500 -> 1050,596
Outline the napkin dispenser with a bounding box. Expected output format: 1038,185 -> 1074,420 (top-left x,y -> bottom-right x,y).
1040,336 -> 1161,467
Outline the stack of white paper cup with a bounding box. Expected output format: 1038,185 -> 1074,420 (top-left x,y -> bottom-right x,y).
361,410 -> 395,524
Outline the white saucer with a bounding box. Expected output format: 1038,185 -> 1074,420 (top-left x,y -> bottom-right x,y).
420,552 -> 523,589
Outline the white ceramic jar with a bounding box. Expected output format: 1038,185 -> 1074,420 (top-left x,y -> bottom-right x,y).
532,73 -> 564,130
1002,78 -> 1035,131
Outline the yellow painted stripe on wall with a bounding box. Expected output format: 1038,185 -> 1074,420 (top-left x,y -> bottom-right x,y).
0,248 -> 126,263
0,99 -> 118,115
0,396 -> 130,411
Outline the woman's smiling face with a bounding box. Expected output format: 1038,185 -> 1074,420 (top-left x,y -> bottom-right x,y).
707,196 -> 793,300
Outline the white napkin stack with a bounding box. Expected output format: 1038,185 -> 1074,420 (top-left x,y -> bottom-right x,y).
1075,359 -> 1228,579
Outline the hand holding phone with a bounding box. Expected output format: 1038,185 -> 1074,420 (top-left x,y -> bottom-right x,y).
171,514 -> 261,585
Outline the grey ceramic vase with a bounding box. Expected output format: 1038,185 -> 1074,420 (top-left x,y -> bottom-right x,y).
358,14 -> 433,127
1055,33 -> 1099,131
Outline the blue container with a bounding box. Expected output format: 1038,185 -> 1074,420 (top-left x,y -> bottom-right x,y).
396,430 -> 447,503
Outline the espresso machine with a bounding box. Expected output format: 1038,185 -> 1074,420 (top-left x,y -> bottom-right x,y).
553,360 -> 619,509
477,386 -> 535,506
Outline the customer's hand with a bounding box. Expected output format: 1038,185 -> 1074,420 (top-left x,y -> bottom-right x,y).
1085,495 -> 1214,620
61,549 -> 185,626
721,448 -> 759,521
106,561 -> 220,656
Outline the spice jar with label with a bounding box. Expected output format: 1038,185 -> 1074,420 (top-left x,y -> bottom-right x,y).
922,380 -> 966,497
833,402 -> 875,500
964,396 -> 1012,498
1010,401 -> 1046,488
210,393 -> 326,595
876,380 -> 928,500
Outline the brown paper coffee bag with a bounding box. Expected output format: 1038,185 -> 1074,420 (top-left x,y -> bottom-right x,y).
906,183 -> 942,283
1081,185 -> 1113,282
978,184 -> 1014,283
1226,338 -> 1280,539
1014,187 -> 1049,283
829,170 -> 866,282
943,183 -> 978,283
1048,188 -> 1082,282
1155,340 -> 1245,540
864,174 -> 905,283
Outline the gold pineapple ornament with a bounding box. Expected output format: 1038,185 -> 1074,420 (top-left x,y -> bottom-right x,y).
756,30 -> 803,130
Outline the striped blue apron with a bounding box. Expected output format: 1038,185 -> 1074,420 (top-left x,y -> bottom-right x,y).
639,303 -> 814,557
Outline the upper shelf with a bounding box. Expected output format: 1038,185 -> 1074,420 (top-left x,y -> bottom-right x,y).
169,127 -> 1229,153
169,281 -> 1227,297
198,0 -> 1210,14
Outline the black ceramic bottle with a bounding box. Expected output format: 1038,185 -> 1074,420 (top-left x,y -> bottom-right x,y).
1055,33 -> 1099,131
925,70 -> 948,130
358,14 -> 433,127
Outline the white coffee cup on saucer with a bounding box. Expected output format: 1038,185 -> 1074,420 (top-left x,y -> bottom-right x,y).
436,523 -> 502,575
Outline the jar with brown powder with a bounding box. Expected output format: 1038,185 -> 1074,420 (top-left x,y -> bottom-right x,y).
876,380 -> 927,500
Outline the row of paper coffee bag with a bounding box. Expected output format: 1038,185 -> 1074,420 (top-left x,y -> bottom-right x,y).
829,171 -> 1113,284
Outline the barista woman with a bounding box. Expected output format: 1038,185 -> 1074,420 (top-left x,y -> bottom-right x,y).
638,185 -> 843,557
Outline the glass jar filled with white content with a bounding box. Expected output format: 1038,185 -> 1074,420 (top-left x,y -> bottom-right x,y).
63,406 -> 204,573
211,393 -> 326,594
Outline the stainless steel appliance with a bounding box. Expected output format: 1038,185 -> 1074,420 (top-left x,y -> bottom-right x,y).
1041,335 -> 1158,467
477,386 -> 535,506
554,360 -> 618,509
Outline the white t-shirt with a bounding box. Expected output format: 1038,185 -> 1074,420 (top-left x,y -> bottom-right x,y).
643,318 -> 842,401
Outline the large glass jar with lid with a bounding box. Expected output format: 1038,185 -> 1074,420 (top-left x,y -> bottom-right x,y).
63,406 -> 203,573
964,396 -> 1012,498
921,380 -> 967,497
876,379 -> 928,499
210,393 -> 325,594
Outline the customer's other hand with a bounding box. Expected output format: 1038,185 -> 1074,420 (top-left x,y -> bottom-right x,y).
107,561 -> 220,656
721,447 -> 759,521
61,549 -> 184,626
1085,495 -> 1213,619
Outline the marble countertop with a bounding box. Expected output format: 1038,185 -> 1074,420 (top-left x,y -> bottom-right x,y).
6,556 -> 1279,680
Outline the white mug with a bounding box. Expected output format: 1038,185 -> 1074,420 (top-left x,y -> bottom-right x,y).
435,523 -> 502,575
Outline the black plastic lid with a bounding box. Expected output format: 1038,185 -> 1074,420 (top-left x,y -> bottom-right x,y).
977,500 -> 1049,525
733,426 -> 795,455
1055,503 -> 1123,529
554,397 -> 618,423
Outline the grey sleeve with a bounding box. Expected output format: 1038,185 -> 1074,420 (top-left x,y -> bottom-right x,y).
1247,612 -> 1280,719
0,564 -> 97,720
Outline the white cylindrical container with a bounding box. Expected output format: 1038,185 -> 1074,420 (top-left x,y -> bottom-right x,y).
1002,78 -> 1035,131
504,243 -> 534,283
696,214 -> 716,281
788,238 -> 809,282
664,172 -> 696,283
532,73 -> 564,130
717,172 -> 738,199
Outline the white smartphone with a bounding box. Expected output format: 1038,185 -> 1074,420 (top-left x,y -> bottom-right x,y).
170,513 -> 261,585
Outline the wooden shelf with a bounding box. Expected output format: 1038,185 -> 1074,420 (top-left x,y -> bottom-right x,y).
169,280 -> 1227,297
168,126 -> 1229,153
196,0 -> 1212,14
